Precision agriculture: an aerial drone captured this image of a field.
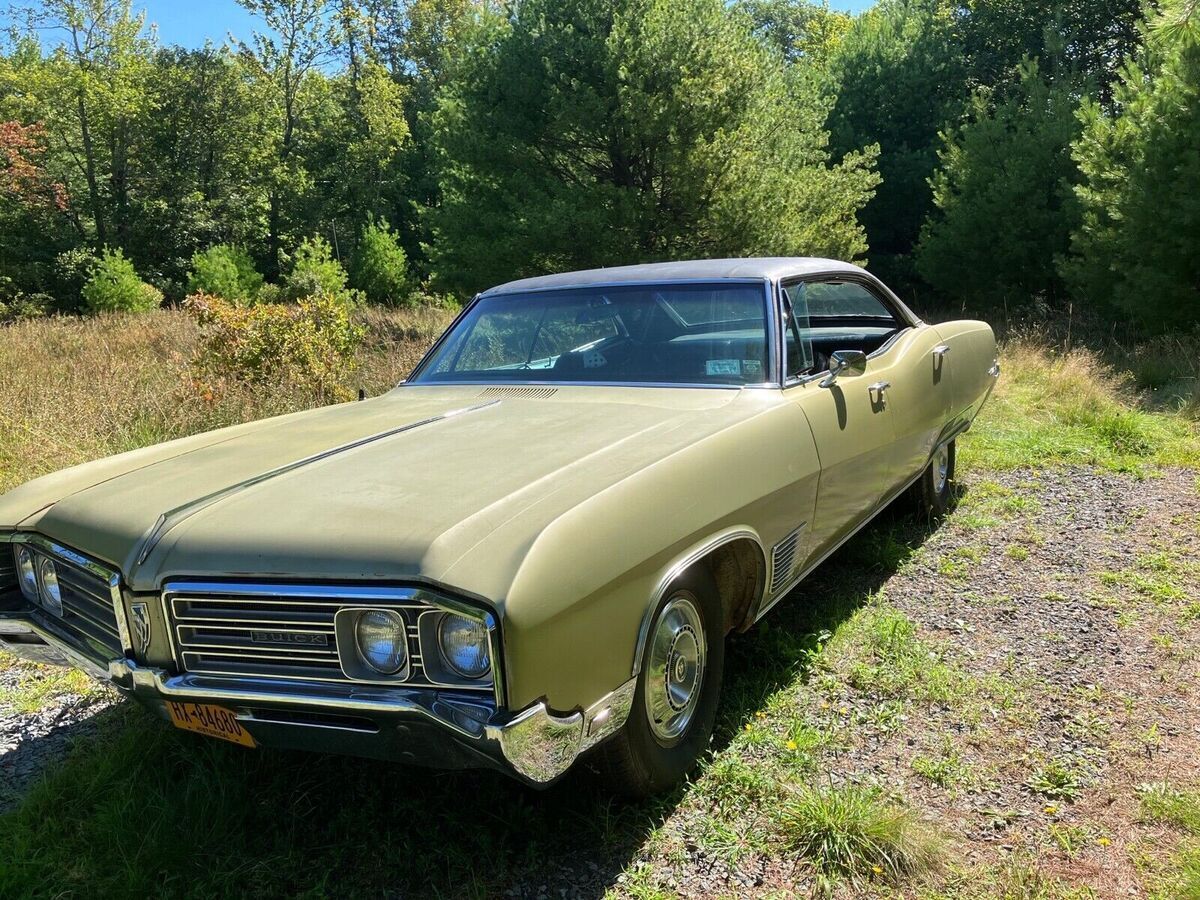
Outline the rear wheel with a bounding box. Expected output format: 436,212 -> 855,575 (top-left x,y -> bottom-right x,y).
909,439 -> 955,518
596,568 -> 724,797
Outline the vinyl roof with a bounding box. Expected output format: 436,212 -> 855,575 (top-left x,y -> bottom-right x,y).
481,257 -> 865,295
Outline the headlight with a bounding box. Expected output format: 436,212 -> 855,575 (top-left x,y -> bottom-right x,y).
354,610 -> 407,675
437,614 -> 490,679
14,546 -> 37,600
37,556 -> 64,616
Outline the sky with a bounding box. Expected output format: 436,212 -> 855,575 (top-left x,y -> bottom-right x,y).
85,0 -> 877,50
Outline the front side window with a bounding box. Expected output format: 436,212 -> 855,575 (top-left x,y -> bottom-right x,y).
412,282 -> 771,386
783,278 -> 905,379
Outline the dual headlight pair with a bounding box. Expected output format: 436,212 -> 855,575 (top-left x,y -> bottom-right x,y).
354,609 -> 490,681
13,545 -> 64,617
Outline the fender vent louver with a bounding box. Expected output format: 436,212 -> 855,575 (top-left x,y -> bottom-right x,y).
476,386 -> 559,399
770,524 -> 806,593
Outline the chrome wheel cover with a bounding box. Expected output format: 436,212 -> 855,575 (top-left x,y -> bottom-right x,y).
644,594 -> 705,744
933,443 -> 950,494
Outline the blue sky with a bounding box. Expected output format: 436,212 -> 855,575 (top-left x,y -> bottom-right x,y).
73,1 -> 878,49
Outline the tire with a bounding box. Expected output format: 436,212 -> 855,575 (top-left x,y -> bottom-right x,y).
595,567 -> 725,798
909,439 -> 955,518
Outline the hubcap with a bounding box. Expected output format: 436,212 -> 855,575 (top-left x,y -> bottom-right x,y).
644,594 -> 706,744
933,444 -> 950,494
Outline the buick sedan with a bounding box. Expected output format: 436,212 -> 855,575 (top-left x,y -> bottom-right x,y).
0,258 -> 997,795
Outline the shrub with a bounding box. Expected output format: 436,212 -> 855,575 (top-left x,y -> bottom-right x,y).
186,245 -> 263,305
282,236 -> 358,305
351,218 -> 409,306
184,292 -> 364,400
0,282 -> 54,324
81,249 -> 162,314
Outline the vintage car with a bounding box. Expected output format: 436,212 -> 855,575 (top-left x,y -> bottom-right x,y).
0,258 -> 997,794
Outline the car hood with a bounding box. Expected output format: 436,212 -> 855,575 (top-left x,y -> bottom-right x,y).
3,385 -> 768,594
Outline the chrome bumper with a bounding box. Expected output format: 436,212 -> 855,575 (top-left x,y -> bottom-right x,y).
0,609 -> 633,785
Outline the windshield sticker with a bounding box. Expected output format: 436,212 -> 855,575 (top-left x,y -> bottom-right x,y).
742,359 -> 762,377
706,359 -> 741,376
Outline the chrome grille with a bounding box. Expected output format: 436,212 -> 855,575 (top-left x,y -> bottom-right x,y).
15,541 -> 123,657
166,584 -> 490,693
0,553 -> 15,591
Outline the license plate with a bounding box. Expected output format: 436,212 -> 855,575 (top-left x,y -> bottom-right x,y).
166,701 -> 256,748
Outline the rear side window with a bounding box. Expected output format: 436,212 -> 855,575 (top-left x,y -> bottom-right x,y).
804,281 -> 895,319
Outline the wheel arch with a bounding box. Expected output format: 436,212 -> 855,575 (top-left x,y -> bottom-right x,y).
630,527 -> 767,679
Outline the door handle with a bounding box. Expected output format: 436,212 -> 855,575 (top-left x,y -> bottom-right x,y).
868,381 -> 890,404
932,344 -> 951,359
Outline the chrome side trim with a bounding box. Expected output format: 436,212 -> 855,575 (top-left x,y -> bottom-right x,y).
631,527 -> 766,679
132,401 -> 500,569
769,523 -> 806,592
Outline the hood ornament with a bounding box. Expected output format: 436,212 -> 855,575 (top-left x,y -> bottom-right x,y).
130,602 -> 151,655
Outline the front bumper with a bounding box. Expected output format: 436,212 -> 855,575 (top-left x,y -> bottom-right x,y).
0,608 -> 634,785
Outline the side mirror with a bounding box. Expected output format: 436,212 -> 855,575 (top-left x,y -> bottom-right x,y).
819,349 -> 868,388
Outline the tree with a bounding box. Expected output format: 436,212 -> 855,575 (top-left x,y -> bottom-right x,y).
128,47 -> 274,290
916,60 -> 1082,313
824,0 -> 967,290
1060,1 -> 1200,332
352,216 -> 409,304
236,0 -> 340,276
2,1 -> 156,246
737,0 -> 852,67
427,0 -> 880,295
955,0 -> 1145,104
81,246 -> 162,312
187,244 -> 265,304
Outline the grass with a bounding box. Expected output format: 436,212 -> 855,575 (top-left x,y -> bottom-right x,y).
0,650 -> 102,714
775,782 -> 941,887
1140,782 -> 1200,835
956,341 -> 1200,474
0,307 -> 453,493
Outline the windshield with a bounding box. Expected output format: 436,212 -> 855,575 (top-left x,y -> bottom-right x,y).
411,282 -> 771,386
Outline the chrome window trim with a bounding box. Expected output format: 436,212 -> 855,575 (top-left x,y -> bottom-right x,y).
161,581 -> 506,707
9,532 -> 131,655
405,277 -> 782,389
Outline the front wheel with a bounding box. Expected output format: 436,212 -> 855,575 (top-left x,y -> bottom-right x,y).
595,568 -> 724,797
909,439 -> 955,518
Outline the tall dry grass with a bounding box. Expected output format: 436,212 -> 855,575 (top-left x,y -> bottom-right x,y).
0,306 -> 453,493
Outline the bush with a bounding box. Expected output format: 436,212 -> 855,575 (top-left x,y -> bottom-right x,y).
186,245 -> 263,305
282,236 -> 358,305
351,218 -> 409,306
81,249 -> 162,314
184,292 -> 364,400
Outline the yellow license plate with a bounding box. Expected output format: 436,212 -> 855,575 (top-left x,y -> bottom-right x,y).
167,701 -> 257,748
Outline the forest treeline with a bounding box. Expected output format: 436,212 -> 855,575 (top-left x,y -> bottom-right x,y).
0,0 -> 1196,332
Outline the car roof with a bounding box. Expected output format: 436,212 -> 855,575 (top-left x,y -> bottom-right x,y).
480,257 -> 865,296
